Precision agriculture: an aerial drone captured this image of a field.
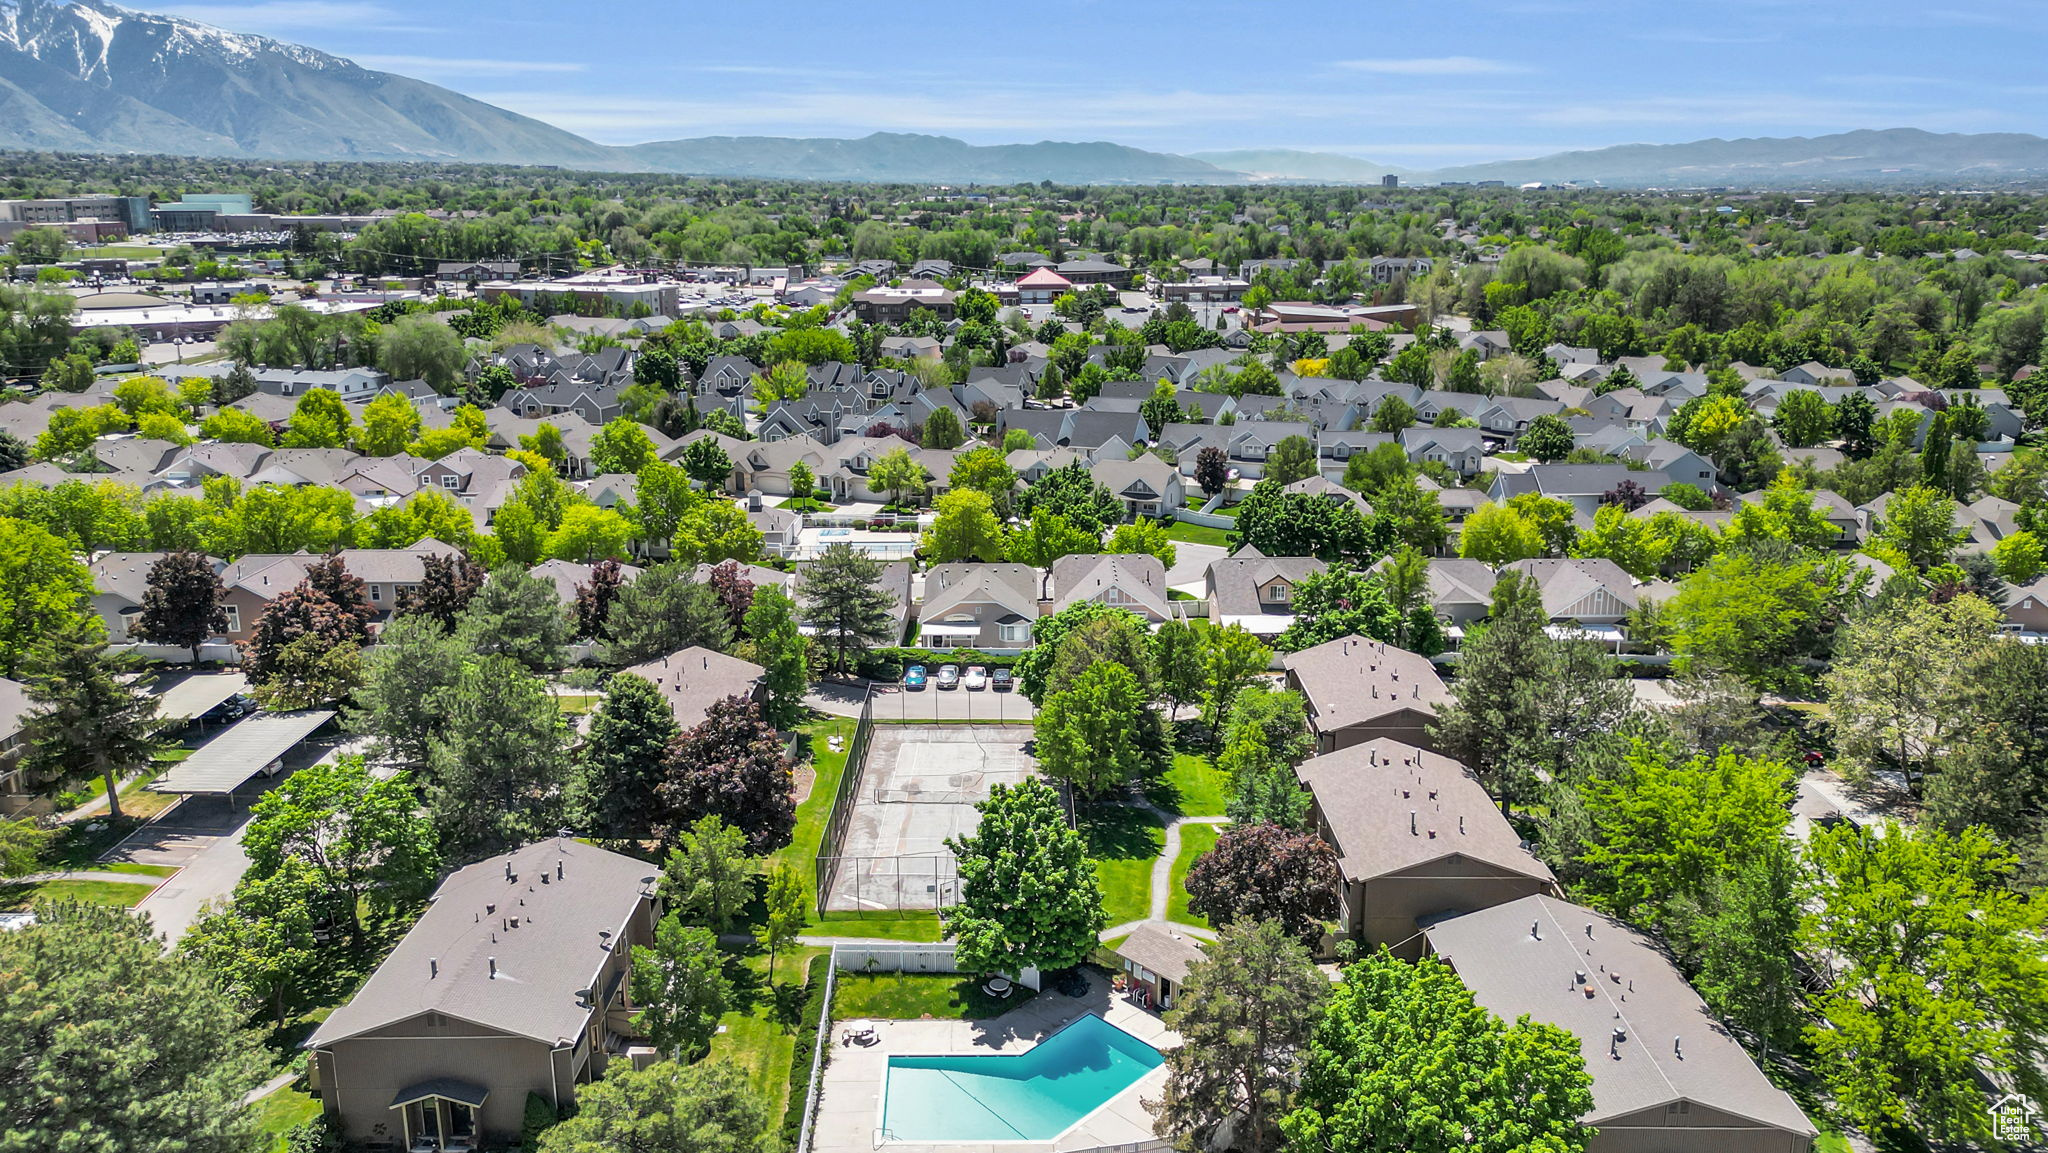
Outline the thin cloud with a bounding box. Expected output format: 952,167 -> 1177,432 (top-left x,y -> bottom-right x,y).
1334,56 -> 1529,75
156,1 -> 421,33
354,54 -> 585,75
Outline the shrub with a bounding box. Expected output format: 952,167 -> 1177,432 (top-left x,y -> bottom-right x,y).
780,954 -> 834,1149
521,1091 -> 558,1148
283,1115 -> 343,1153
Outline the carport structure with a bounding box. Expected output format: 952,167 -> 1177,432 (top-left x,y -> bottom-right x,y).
150,709 -> 335,802
147,670 -> 249,726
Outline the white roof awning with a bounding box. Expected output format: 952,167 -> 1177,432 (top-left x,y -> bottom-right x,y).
151,710 -> 335,795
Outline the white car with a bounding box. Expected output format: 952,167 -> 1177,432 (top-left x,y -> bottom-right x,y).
963,666 -> 989,691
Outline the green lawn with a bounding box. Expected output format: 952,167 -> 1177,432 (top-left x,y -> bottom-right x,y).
831,972 -> 1036,1021
1166,824 -> 1221,928
1165,521 -> 1233,549
770,714 -> 943,943
247,1083 -> 321,1151
554,693 -> 602,716
97,862 -> 177,877
1080,804 -> 1165,927
706,944 -> 827,1121
0,877 -> 155,910
1153,754 -> 1229,818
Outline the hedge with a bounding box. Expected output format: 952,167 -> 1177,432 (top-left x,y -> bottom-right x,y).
779,953 -> 834,1151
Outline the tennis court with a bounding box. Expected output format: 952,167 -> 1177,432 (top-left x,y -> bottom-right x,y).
821,724 -> 1036,913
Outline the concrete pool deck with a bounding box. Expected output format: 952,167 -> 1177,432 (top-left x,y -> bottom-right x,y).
812,970 -> 1177,1153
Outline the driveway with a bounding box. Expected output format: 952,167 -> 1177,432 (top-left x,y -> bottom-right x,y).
113,730 -> 348,945
1164,541 -> 1226,596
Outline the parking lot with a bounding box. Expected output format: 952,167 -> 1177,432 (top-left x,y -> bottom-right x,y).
868,681 -> 1037,723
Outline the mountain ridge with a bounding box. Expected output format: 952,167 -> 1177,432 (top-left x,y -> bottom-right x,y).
4,1 -> 2048,186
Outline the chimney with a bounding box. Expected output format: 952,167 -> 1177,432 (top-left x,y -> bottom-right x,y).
488,957 -> 498,979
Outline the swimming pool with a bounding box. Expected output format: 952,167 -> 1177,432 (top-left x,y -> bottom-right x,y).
879,1014 -> 1164,1143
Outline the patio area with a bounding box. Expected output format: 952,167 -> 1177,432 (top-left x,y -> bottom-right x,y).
810,969 -> 1177,1153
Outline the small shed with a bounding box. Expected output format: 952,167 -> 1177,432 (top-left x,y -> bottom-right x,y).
1113,924 -> 1206,1011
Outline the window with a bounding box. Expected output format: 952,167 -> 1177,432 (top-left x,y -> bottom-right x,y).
223,605 -> 241,633
1265,582 -> 1291,603
441,473 -> 459,489
1000,621 -> 1030,643
369,584 -> 382,602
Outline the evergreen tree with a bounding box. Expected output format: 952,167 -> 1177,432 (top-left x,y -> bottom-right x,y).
797,544 -> 896,676
20,616 -> 159,820
574,672 -> 680,843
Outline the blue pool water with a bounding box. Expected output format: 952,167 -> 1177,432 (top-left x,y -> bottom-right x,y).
880,1015 -> 1164,1142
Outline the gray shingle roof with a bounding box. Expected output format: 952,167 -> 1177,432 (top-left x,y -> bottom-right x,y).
1116,923 -> 1207,985
1283,637 -> 1448,733
1426,894 -> 1816,1136
1296,739 -> 1552,884
620,646 -> 765,731
308,839 -> 659,1047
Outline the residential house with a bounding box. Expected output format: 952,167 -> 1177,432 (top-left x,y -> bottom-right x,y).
919,563 -> 1041,650
306,839 -> 660,1148
1623,440 -> 1716,493
620,647 -> 767,731
0,677 -> 38,816
1489,465 -> 1675,518
527,559 -> 643,607
1298,739 -> 1556,957
1089,456 -> 1185,521
1426,894 -> 1817,1153
1204,553 -> 1326,637
1410,557 -> 1499,627
1400,427 -> 1485,478
1501,557 -> 1638,631
91,551 -> 226,643
1282,474 -> 1373,517
1046,553 -> 1172,624
1283,636 -> 1450,754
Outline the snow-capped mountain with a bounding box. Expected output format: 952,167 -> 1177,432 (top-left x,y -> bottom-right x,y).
0,0 -> 614,163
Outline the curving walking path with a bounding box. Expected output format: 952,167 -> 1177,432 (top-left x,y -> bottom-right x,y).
1099,809 -> 1229,943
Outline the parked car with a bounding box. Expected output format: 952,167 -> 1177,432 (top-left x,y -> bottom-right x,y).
936,665 -> 961,690
904,665 -> 927,690
991,668 -> 1013,692
963,666 -> 988,691
197,694 -> 256,725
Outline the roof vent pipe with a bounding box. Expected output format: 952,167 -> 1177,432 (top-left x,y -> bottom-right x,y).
1410,810 -> 1417,835
489,957 -> 498,979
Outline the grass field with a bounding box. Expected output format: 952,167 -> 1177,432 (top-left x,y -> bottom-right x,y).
706,944 -> 828,1121
247,1084 -> 321,1151
831,972 -> 1035,1021
1166,824 -> 1221,928
0,876 -> 155,911
1155,754 -> 1228,818
1164,521 -> 1233,549
1080,804 -> 1165,927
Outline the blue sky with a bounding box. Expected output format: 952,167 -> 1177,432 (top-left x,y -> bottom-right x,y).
154,0 -> 2047,167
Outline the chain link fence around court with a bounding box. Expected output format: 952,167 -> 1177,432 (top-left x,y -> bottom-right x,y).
812,687 -> 876,915
814,721 -> 1037,915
